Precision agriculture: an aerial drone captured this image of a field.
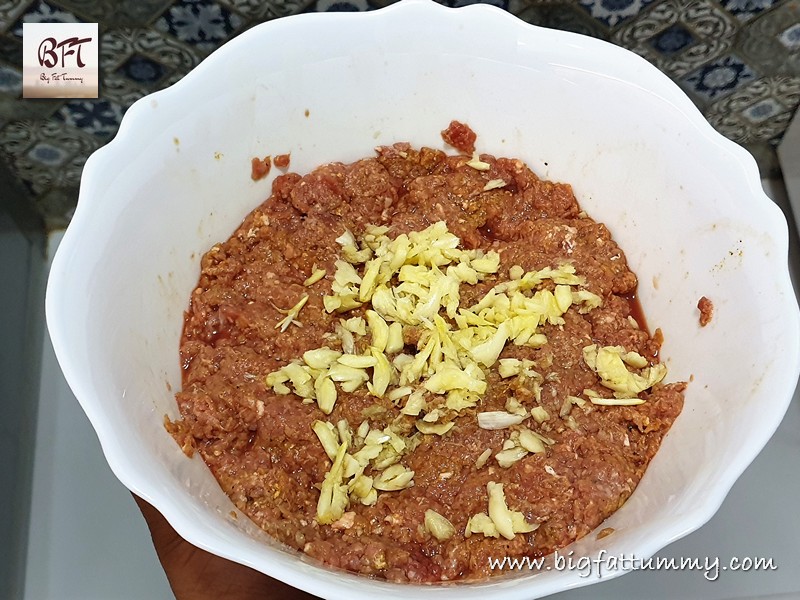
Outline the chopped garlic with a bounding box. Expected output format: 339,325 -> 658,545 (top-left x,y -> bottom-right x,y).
530,406 -> 550,423
572,289 -> 602,313
294,223 -> 602,416
364,430 -> 390,446
622,351 -> 649,369
372,446 -> 402,471
303,267 -> 327,286
424,510 -> 455,541
366,310 -> 389,352
465,513 -> 499,538
445,389 -> 478,411
463,482 -> 538,540
316,441 -> 349,524
327,363 -> 369,392
265,370 -> 290,395
498,358 -> 527,378
335,229 -> 356,246
312,420 -> 420,511
477,411 -> 527,430
470,321 -> 511,367
275,294 -> 309,332
267,361 -> 314,398
342,316 -> 367,335
471,251 -> 501,274
303,347 -> 342,370
373,464 -> 415,491
495,446 -> 528,468
475,448 -> 492,469
401,390 -> 426,416
337,354 -> 377,368
349,474 -> 373,499
335,322 -> 356,354
422,408 -> 441,423
323,295 -> 342,313
559,395 -> 580,418
424,363 -> 486,395
589,396 -> 645,406
264,222 -> 631,526
517,428 -> 547,454
336,419 -> 352,448
483,179 -> 507,191
494,426 -> 552,467
504,397 -> 527,417
314,375 -> 337,414
416,420 -> 455,435
466,152 -> 491,171
387,386 -> 413,402
386,322 -> 404,354
360,488 -> 378,506
487,482 -> 516,539
583,344 -> 666,396
356,420 -> 370,441
312,420 -> 340,461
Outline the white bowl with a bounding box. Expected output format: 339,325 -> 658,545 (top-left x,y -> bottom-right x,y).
46,1 -> 800,598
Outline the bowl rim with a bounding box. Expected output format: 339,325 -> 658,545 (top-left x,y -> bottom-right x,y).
45,0 -> 800,598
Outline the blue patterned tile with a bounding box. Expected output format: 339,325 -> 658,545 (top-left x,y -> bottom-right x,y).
682,54 -> 758,101
703,76 -> 799,144
0,34 -> 23,67
0,119 -> 99,195
155,0 -> 243,52
53,0 -> 175,28
56,99 -> 125,137
779,23 -> 800,50
0,1 -> 32,32
101,28 -> 199,73
578,0 -> 656,28
737,1 -> 800,75
314,0 -> 371,11
613,1 -> 738,79
648,23 -> 697,55
27,141 -> 69,166
515,2 -> 611,39
720,0 -> 778,22
219,0 -> 304,20
0,64 -> 22,94
742,97 -> 785,123
440,0 -> 510,8
10,0 -> 81,38
116,53 -> 170,84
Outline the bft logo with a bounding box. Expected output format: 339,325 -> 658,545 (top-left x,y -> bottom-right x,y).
23,23 -> 98,99
38,36 -> 93,69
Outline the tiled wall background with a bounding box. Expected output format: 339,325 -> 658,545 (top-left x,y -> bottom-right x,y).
0,0 -> 798,230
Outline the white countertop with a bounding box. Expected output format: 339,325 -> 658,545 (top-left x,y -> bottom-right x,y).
26,184 -> 800,599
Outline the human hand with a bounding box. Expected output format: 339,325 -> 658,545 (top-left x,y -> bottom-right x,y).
134,495 -> 318,600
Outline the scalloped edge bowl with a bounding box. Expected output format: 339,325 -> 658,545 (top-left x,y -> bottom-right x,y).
46,1 -> 800,598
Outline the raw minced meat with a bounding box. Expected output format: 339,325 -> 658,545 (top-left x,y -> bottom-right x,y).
169,125 -> 684,582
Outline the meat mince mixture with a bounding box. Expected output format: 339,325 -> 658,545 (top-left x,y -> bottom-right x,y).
697,296 -> 714,327
169,122 -> 685,582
